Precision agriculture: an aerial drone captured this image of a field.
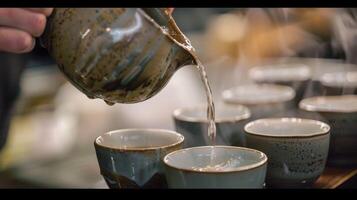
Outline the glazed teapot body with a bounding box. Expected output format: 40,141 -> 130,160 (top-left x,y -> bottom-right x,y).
41,8 -> 195,104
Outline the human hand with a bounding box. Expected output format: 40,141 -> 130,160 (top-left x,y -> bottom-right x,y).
168,8 -> 174,14
0,8 -> 53,54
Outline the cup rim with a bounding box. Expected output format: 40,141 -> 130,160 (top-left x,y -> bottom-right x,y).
222,84 -> 296,105
249,63 -> 312,82
94,129 -> 184,152
244,118 -> 330,138
163,145 -> 267,174
319,71 -> 357,88
299,95 -> 357,113
172,104 -> 251,123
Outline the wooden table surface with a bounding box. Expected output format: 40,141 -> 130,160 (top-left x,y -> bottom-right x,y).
314,167 -> 357,189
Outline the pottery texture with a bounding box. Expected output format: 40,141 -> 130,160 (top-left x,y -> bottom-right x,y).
42,8 -> 193,104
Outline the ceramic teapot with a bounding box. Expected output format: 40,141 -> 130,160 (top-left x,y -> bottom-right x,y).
41,8 -> 196,104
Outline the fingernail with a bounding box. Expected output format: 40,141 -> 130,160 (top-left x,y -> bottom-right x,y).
19,38 -> 36,53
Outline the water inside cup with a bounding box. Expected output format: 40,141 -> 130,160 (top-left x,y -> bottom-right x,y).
95,129 -> 184,149
164,146 -> 267,173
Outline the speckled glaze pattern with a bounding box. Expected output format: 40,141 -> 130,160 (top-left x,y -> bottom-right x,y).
319,112 -> 357,167
94,138 -> 183,188
245,134 -> 330,188
41,8 -> 194,104
299,96 -> 357,167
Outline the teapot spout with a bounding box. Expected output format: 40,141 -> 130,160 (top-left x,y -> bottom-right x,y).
141,8 -> 199,69
175,48 -> 198,70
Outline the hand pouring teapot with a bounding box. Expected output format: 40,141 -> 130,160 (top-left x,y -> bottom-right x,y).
41,8 -> 197,105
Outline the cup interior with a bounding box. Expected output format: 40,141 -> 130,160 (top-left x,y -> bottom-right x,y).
299,95 -> 357,113
245,118 -> 330,137
222,84 -> 295,105
173,103 -> 250,123
249,63 -> 311,82
95,129 -> 184,150
164,146 -> 267,172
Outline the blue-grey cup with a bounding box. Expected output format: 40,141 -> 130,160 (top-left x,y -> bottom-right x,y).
319,71 -> 357,96
94,129 -> 184,188
299,95 -> 357,167
222,84 -> 295,120
163,146 -> 267,188
173,103 -> 251,148
249,63 -> 311,106
245,118 -> 330,188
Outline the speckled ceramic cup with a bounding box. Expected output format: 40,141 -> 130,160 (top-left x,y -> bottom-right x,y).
163,146 -> 267,188
249,63 -> 311,106
94,129 -> 184,188
299,95 -> 357,167
173,103 -> 251,147
245,118 -> 330,188
222,84 -> 295,119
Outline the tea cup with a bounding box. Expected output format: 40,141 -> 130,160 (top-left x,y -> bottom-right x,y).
319,71 -> 357,95
94,129 -> 184,188
245,118 -> 330,188
173,103 -> 251,147
249,63 -> 311,105
163,145 -> 267,188
222,84 -> 295,119
299,95 -> 357,167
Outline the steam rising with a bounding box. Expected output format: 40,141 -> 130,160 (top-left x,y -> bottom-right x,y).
203,8 -> 357,123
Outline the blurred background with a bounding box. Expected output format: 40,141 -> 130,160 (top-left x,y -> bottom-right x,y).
0,8 -> 356,188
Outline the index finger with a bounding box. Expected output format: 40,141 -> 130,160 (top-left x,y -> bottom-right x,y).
24,8 -> 53,17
